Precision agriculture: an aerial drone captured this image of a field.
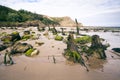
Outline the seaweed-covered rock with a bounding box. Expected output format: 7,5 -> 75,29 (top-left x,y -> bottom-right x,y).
25,48 -> 34,56
55,35 -> 63,41
31,49 -> 39,56
11,42 -> 33,54
1,36 -> 12,43
22,35 -> 31,40
25,48 -> 39,56
1,31 -> 21,43
89,35 -> 107,59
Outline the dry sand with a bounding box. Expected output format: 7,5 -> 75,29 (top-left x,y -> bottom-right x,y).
0,27 -> 120,80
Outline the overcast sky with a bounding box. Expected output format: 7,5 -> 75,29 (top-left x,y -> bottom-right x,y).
0,0 -> 120,26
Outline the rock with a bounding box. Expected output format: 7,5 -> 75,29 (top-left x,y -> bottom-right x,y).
1,31 -> 21,44
112,48 -> 120,53
55,35 -> 63,41
1,36 -> 12,43
25,48 -> 34,56
25,49 -> 39,56
35,41 -> 44,46
22,35 -> 31,40
31,49 -> 39,56
0,44 -> 7,51
24,31 -> 30,35
11,42 -> 33,54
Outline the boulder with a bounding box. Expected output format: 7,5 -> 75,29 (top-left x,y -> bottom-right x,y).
0,44 -> 7,51
55,35 -> 63,41
31,49 -> 39,56
11,42 -> 33,54
112,48 -> 120,53
24,31 -> 30,35
25,48 -> 39,56
1,32 -> 21,43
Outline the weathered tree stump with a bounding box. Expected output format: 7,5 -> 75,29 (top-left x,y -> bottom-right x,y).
75,18 -> 79,35
52,27 -> 57,35
89,35 -> 107,59
60,28 -> 66,35
66,34 -> 85,63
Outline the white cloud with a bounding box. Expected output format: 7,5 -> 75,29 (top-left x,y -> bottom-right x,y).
0,0 -> 120,26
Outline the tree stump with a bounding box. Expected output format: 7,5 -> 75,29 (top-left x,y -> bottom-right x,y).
89,35 -> 107,59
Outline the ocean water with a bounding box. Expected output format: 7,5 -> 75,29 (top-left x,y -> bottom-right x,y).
82,31 -> 120,49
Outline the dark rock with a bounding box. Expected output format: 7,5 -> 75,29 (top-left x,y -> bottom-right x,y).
24,31 -> 30,35
112,48 -> 120,53
0,44 -> 7,51
11,42 -> 33,54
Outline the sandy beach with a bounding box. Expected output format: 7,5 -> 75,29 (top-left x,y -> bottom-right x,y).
0,27 -> 120,80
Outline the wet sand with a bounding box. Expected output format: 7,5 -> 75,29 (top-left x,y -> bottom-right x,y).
0,50 -> 120,80
0,27 -> 120,80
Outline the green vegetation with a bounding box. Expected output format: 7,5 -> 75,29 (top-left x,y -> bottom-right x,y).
65,50 -> 81,62
74,36 -> 91,44
2,38 -> 11,43
55,35 -> 63,41
25,48 -> 34,56
22,35 -> 31,40
0,5 -> 59,27
65,33 -> 85,64
1,31 -> 21,43
51,17 -> 63,22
